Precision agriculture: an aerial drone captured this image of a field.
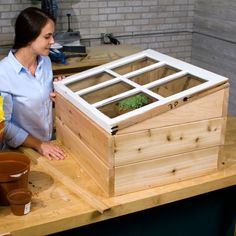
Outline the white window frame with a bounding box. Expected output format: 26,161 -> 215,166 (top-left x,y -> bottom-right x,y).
54,49 -> 228,133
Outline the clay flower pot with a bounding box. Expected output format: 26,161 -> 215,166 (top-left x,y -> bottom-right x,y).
0,152 -> 30,206
7,188 -> 32,216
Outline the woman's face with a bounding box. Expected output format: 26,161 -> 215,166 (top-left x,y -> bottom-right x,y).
30,19 -> 55,56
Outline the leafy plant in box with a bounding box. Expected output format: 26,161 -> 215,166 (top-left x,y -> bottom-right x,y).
118,94 -> 150,112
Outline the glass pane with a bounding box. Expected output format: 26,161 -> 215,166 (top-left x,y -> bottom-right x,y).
129,65 -> 179,85
81,82 -> 134,104
66,72 -> 114,92
150,74 -> 205,97
112,57 -> 158,75
98,92 -> 157,118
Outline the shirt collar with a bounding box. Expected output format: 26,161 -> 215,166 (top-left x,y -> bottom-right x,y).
37,55 -> 44,69
8,50 -> 45,74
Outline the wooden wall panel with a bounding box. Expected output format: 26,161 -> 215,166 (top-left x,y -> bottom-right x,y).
115,146 -> 219,195
55,94 -> 114,166
56,118 -> 114,196
114,118 -> 225,166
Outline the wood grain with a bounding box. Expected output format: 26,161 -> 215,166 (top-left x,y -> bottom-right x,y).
114,118 -> 225,166
56,117 -> 114,196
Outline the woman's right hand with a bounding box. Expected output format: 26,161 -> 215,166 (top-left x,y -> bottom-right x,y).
22,135 -> 66,160
38,141 -> 65,160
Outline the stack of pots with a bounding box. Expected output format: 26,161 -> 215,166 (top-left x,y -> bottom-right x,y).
0,152 -> 31,215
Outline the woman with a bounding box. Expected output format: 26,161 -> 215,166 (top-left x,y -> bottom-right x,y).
0,7 -> 65,160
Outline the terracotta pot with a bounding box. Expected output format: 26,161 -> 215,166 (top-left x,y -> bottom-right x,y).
7,188 -> 32,216
0,152 -> 30,206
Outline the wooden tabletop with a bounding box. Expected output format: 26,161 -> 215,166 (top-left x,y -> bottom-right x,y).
52,44 -> 141,76
0,116 -> 236,236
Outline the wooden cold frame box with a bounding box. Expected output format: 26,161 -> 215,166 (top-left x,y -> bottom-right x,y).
54,49 -> 229,197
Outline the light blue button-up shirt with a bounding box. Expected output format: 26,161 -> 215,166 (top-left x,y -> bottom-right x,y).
0,50 -> 53,149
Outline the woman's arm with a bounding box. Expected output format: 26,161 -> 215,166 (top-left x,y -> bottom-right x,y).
22,134 -> 65,160
2,92 -> 29,148
2,92 -> 65,160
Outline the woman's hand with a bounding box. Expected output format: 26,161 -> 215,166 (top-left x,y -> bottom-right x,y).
38,141 -> 66,160
50,75 -> 65,101
53,75 -> 65,82
22,135 -> 66,160
49,92 -> 56,102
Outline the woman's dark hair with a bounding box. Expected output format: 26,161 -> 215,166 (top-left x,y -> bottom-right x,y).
13,7 -> 55,49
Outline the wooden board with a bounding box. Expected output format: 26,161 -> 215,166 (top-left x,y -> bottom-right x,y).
115,146 -> 219,195
56,117 -> 114,196
114,117 -> 225,166
55,93 -> 114,167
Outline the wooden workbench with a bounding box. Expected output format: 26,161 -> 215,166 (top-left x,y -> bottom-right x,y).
0,116 -> 236,236
52,44 -> 141,76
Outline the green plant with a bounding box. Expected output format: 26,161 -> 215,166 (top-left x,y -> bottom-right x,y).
118,94 -> 150,111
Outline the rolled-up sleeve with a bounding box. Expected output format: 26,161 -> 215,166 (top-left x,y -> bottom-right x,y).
0,51 -> 53,150
2,92 -> 28,148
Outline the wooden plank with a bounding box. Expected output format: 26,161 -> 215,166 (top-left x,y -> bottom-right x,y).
219,88 -> 229,144
20,148 -> 110,213
114,117 -> 225,166
222,86 -> 229,117
218,116 -> 236,169
37,158 -> 110,214
115,146 -> 219,195
117,87 -> 227,134
217,88 -> 229,168
56,117 -> 114,196
55,93 -> 114,167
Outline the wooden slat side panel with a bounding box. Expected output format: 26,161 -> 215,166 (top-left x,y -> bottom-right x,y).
221,117 -> 228,145
217,88 -> 229,168
114,118 -> 224,166
56,118 -> 114,197
115,147 -> 219,195
117,88 -> 227,134
218,116 -> 236,169
222,87 -> 229,117
55,94 -> 114,166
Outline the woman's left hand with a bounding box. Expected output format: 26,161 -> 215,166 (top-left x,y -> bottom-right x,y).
22,135 -> 66,160
39,141 -> 66,160
50,76 -> 65,101
53,75 -> 65,82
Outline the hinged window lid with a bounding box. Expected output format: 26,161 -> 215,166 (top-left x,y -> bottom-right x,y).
54,49 -> 228,134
